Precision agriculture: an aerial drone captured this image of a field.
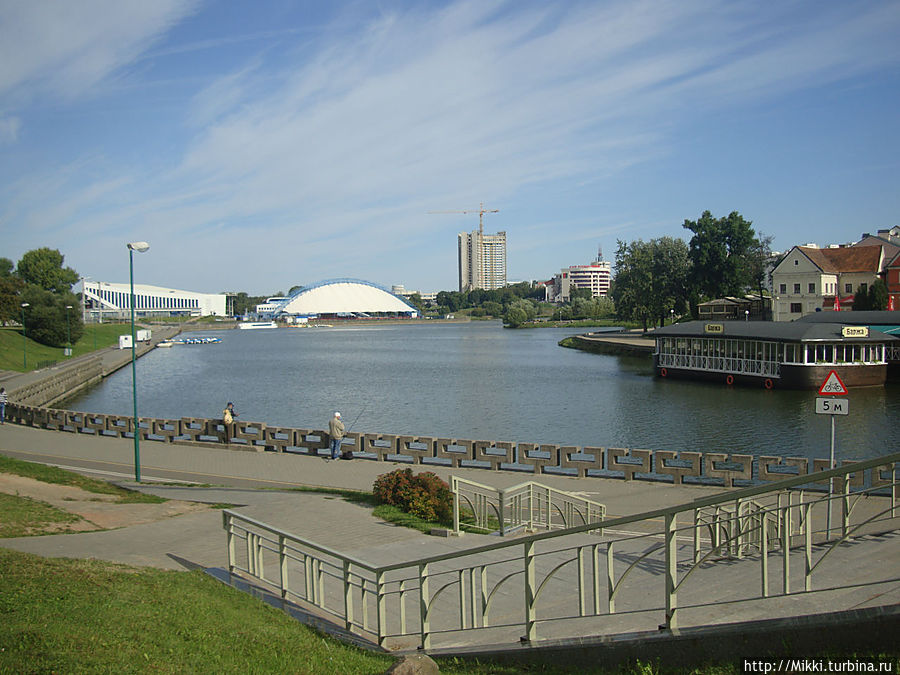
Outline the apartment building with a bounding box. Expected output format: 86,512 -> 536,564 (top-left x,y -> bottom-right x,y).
771,245 -> 883,321
458,229 -> 507,291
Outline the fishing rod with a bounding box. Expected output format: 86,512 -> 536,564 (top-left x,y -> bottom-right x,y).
347,406 -> 366,433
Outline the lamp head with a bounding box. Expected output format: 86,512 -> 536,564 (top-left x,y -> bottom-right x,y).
127,241 -> 150,253
21,302 -> 29,308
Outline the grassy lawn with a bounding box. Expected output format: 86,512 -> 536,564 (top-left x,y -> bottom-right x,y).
0,323 -> 132,372
0,454 -> 164,504
0,548 -> 400,675
0,493 -> 83,538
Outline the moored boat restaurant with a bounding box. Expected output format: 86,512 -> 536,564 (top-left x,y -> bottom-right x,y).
652,320 -> 898,389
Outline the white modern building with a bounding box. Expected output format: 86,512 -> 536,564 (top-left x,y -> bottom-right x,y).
267,279 -> 419,319
82,280 -> 227,321
458,229 -> 507,292
255,297 -> 291,314
545,250 -> 612,303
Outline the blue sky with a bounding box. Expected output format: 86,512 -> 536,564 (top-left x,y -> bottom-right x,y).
1,0 -> 898,295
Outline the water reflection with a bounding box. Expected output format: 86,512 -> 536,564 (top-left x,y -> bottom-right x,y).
63,322 -> 898,462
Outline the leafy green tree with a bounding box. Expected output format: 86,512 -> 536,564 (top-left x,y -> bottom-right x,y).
16,248 -> 79,293
20,287 -> 84,348
683,211 -> 757,302
649,237 -> 690,326
503,299 -> 537,327
482,301 -> 503,317
0,257 -> 24,325
867,279 -> 889,310
613,239 -> 654,331
504,306 -> 528,327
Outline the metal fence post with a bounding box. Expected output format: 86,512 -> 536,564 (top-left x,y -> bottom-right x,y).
343,561 -> 354,632
377,570 -> 387,647
760,509 -> 769,597
419,563 -> 431,650
224,511 -> 235,573
279,534 -> 288,598
523,540 -> 537,641
664,512 -> 678,629
606,541 -> 615,614
452,477 -> 460,535
804,503 -> 813,592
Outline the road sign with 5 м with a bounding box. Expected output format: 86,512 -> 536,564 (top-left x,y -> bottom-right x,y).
816,398 -> 849,415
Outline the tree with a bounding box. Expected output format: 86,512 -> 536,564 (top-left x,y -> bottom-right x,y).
20,286 -> 84,348
16,248 -> 79,293
0,257 -> 24,325
649,237 -> 690,326
503,299 -> 537,327
747,231 -> 776,302
612,239 -> 654,331
613,238 -> 690,330
683,211 -> 757,302
868,279 -> 889,310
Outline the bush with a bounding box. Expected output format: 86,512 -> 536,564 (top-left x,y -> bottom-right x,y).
372,469 -> 452,525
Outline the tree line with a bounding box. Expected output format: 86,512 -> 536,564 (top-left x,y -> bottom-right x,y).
612,210 -> 774,331
1,249 -> 84,348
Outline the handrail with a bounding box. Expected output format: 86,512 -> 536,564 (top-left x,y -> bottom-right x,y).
398,452 -> 898,572
223,454 -> 898,650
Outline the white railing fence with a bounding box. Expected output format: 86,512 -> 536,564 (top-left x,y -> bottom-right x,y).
223,452 -> 899,650
451,476 -> 606,536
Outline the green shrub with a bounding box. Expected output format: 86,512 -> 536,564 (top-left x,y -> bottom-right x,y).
372,469 -> 452,525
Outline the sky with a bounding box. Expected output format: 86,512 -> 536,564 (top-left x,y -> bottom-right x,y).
1,1 -> 899,296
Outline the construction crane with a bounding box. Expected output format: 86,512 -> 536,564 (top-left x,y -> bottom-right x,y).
428,202 -> 499,234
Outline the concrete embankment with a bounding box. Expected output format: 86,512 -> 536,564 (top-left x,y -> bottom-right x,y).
1,325 -> 180,407
559,330 -> 655,357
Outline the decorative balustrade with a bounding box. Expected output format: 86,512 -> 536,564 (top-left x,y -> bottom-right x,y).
223,453 -> 899,650
5,400 -> 897,489
451,476 -> 606,536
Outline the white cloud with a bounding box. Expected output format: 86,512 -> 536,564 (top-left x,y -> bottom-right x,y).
0,0 -> 199,101
2,0 -> 899,292
0,115 -> 20,144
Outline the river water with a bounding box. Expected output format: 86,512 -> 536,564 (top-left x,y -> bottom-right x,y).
63,322 -> 899,462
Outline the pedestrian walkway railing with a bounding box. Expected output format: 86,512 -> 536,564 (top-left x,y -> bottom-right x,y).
451,476 -> 606,536
222,452 -> 899,650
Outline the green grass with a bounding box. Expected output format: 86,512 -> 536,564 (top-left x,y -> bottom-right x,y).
0,454 -> 164,504
0,493 -> 82,538
0,323 -> 132,372
0,548 -> 397,675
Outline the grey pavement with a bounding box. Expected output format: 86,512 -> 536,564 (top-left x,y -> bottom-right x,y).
1,422 -> 898,650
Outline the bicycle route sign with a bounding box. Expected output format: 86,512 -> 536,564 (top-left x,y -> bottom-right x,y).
817,370 -> 848,396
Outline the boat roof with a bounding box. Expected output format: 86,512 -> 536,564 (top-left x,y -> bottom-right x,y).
796,310 -> 900,328
651,320 -> 899,343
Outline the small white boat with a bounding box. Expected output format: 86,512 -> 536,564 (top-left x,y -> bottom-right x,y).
237,321 -> 278,330
161,337 -> 222,345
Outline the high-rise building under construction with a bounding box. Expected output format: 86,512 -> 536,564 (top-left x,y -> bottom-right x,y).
458,229 -> 507,292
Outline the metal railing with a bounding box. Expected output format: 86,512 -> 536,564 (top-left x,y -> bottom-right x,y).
451,476 -> 606,536
223,452 -> 899,650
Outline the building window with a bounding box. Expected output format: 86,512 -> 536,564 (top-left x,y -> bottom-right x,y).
790,303 -> 802,313
845,283 -> 852,294
779,283 -> 786,293
794,259 -> 799,265
860,282 -> 868,294
793,283 -> 801,294
808,283 -> 815,293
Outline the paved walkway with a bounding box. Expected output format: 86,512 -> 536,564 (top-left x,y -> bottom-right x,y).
0,423 -> 897,651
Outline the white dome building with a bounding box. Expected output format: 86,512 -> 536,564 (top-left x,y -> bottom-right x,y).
272,279 -> 419,319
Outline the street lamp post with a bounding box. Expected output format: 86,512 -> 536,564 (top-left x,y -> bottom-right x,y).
20,303 -> 30,370
127,241 -> 150,482
65,305 -> 73,356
